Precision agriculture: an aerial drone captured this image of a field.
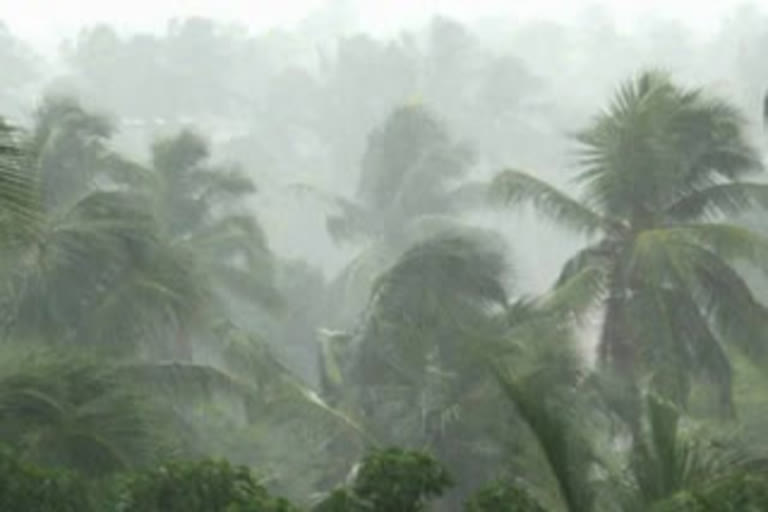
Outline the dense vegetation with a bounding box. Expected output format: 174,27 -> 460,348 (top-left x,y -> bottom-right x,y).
3,10 -> 768,511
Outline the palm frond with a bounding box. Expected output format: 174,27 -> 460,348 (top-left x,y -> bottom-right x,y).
628,394 -> 739,509
629,224 -> 768,285
572,70 -> 760,219
287,183 -> 378,244
0,119 -> 41,242
0,348 -> 159,474
665,182 -> 768,221
491,169 -> 608,236
371,229 -> 509,309
493,364 -> 596,512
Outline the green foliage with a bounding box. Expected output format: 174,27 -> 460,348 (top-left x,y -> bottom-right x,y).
314,448 -> 452,512
0,446 -> 93,511
0,348 -> 163,475
652,472 -> 768,511
352,448 -> 453,511
312,489 -> 360,512
0,117 -> 40,244
118,458 -> 299,512
493,363 -> 597,512
464,480 -> 547,512
490,69 -> 768,412
2,61 -> 768,512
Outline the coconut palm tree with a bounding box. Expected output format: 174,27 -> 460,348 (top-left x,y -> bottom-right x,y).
2,100 -> 277,356
0,103 -> 365,494
111,129 -> 280,331
318,226 -> 593,510
0,347 -> 166,475
491,70 -> 768,411
0,100 -> 209,354
294,104 -> 486,328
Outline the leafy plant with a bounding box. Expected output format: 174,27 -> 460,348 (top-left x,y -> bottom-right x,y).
0,445 -> 93,511
464,480 -> 547,512
313,448 -> 453,512
117,458 -> 300,512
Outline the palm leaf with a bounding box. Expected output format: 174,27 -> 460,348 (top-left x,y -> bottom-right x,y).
493,364 -> 596,512
0,120 -> 41,241
491,169 -> 608,236
665,182 -> 768,221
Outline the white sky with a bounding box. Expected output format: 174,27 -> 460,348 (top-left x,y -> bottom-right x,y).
2,0 -> 767,53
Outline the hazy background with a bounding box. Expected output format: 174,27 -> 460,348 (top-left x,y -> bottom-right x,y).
4,0 -> 768,329
4,0 -> 758,52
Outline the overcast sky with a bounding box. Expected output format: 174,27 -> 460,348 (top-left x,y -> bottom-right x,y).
2,0 -> 766,53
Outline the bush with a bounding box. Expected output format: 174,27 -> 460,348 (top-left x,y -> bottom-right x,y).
313,447 -> 453,512
464,480 -> 547,512
117,458 -> 299,512
653,472 -> 768,511
0,447 -> 93,511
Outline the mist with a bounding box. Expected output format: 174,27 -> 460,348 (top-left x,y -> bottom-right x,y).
1,1 -> 768,510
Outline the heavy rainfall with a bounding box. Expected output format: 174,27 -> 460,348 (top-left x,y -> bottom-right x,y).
2,0 -> 768,510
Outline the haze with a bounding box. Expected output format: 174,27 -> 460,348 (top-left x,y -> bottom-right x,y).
5,0 -> 764,53
3,1 -> 768,510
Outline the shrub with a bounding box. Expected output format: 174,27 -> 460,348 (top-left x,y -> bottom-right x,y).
117,458 -> 299,512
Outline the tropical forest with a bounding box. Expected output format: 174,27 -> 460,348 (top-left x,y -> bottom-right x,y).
3,3 -> 768,510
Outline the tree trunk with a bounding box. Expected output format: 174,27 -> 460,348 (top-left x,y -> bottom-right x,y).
599,291 -> 635,376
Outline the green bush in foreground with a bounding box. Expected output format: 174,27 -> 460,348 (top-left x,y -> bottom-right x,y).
653,472 -> 768,512
0,447 -> 93,512
117,458 -> 299,512
313,447 -> 453,512
464,480 -> 547,512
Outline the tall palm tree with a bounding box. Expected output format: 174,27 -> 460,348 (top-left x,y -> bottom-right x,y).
4,103 -> 276,356
0,100 -> 209,354
320,227 -> 589,510
112,130 -> 280,329
491,70 -> 768,410
294,104 -> 486,328
0,347 -> 166,475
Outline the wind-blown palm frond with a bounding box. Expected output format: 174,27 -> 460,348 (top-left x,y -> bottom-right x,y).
371,229 -> 509,309
286,183 -> 380,244
493,363 -> 596,512
0,348 -> 162,475
665,182 -> 768,221
491,169 -> 608,236
622,394 -> 745,510
0,119 -> 41,243
573,71 -> 761,219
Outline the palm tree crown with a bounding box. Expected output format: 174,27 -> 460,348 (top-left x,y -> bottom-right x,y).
492,70 -> 768,410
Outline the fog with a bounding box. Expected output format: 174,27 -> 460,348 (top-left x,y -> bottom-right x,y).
2,1 -> 768,510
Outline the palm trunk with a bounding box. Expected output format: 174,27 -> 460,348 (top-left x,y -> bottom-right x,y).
599,261 -> 643,438
598,264 -> 635,376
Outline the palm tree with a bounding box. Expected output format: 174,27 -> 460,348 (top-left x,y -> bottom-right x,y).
319,226 -> 591,509
27,96 -> 121,211
491,70 -> 768,410
0,103 -> 365,494
0,347 -> 166,475
3,104 -> 276,356
112,130 -> 280,332
294,104 -> 486,328
493,362 -> 766,512
0,100 -> 210,354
